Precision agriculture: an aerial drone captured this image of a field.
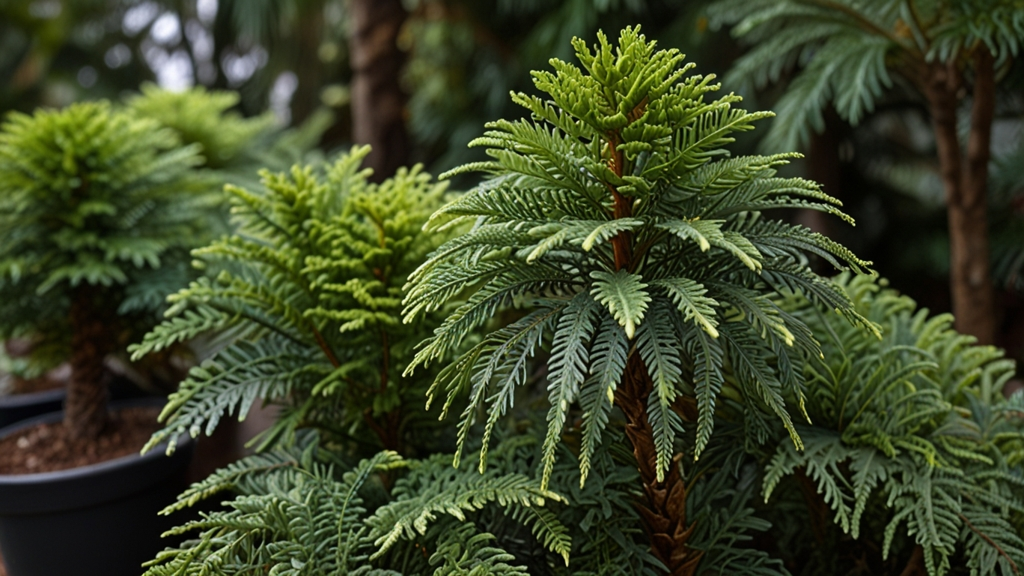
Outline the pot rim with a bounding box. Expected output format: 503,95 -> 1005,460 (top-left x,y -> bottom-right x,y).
0,397 -> 189,485
0,387 -> 66,409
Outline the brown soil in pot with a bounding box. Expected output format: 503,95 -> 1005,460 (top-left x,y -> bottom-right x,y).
0,407 -> 160,475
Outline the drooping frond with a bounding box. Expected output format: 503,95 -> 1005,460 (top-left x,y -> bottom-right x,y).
761,274 -> 1024,576
709,0 -> 1024,151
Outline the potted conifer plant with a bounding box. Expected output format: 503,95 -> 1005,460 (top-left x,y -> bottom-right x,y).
0,86 -> 288,423
0,101 -> 214,576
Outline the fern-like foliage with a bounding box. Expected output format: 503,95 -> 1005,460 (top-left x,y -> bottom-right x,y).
0,100 -> 214,374
126,82 -> 331,194
142,432 -> 572,575
761,274 -> 1024,576
127,83 -> 277,170
144,437 -> 406,576
131,145 -> 457,455
403,26 -> 872,488
685,430 -> 791,576
145,400 -> 791,574
709,0 -> 1024,151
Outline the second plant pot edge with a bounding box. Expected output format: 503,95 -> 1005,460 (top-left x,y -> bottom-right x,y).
0,396 -> 193,515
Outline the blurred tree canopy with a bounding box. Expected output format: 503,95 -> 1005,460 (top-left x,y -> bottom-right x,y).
1,0 -> 1021,364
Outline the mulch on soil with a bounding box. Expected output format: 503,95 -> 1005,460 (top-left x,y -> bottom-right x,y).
0,407 -> 161,475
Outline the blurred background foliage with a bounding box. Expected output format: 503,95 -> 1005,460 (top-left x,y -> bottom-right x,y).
1,0 -> 1021,366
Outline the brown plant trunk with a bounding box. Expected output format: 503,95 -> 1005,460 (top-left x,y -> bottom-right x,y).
349,0 -> 410,182
607,133 -> 700,574
616,353 -> 703,575
66,284 -> 110,440
924,53 -> 997,344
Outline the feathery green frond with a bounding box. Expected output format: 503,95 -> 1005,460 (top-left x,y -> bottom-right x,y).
404,25 -> 870,486
761,274 -> 1024,576
710,0 -> 1024,151
133,145 -> 458,455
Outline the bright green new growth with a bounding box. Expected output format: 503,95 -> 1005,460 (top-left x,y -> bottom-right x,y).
131,145 -> 456,455
0,101 -> 209,368
766,274 -> 1024,576
403,26 -> 873,489
127,83 -> 277,169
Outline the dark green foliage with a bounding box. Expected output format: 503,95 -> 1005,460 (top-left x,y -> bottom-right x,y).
0,100 -> 212,372
141,433 -> 571,575
131,145 -> 457,455
142,421 -> 794,574
685,435 -> 790,576
403,26 -> 872,488
709,0 -> 1024,151
761,274 -> 1024,576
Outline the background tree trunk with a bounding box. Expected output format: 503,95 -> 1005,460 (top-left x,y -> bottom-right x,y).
800,111 -> 843,239
66,284 -> 110,440
290,1 -> 326,126
924,55 -> 997,345
348,0 -> 410,182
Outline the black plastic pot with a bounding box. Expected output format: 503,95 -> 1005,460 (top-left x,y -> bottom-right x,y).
0,388 -> 65,429
0,398 -> 193,576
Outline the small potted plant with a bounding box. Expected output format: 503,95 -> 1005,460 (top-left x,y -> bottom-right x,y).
0,85 -> 296,429
0,101 -> 215,576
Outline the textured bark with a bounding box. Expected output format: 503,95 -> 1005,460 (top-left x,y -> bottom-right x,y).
349,0 -> 410,182
617,354 -> 703,575
923,54 -> 997,344
66,284 -> 110,440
